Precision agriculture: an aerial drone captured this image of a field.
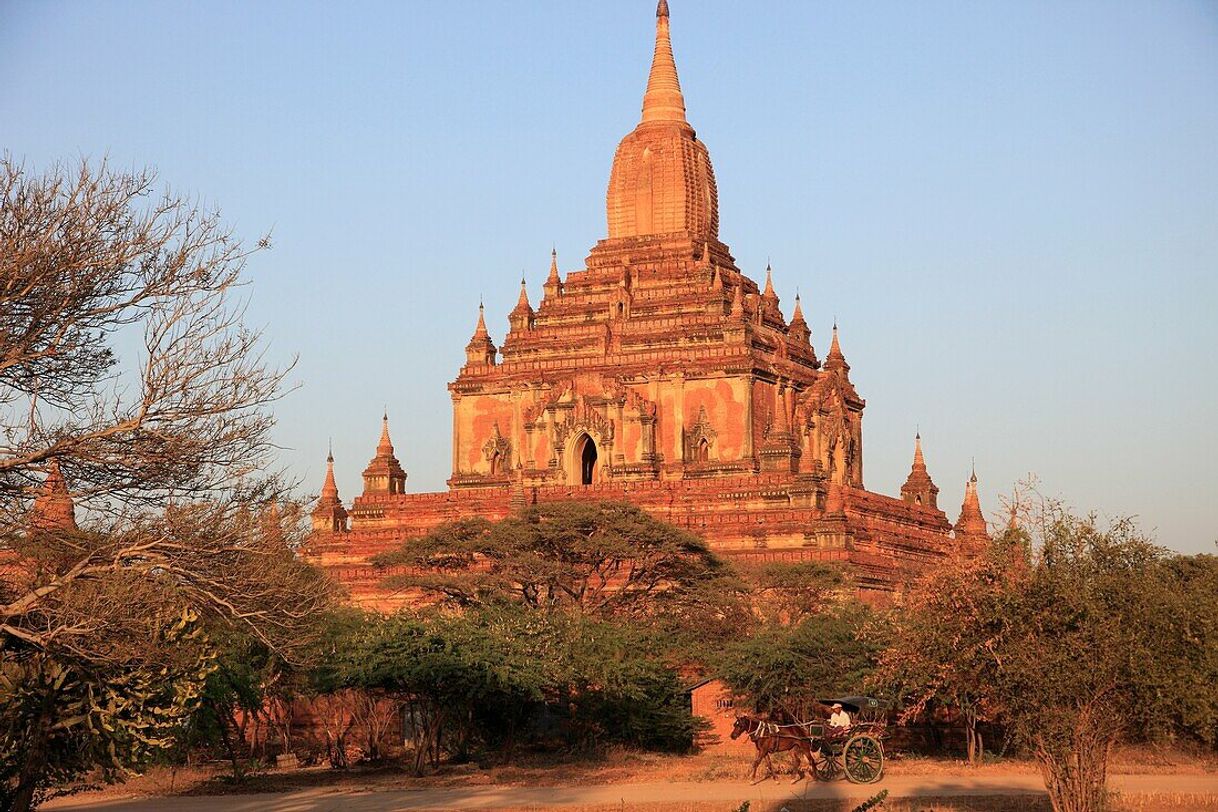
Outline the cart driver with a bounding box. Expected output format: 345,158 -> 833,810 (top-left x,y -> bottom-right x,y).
828,702 -> 852,729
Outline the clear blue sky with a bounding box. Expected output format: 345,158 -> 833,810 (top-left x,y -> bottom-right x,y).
3,1 -> 1216,553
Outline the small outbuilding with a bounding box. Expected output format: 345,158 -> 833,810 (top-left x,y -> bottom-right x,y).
687,678 -> 752,753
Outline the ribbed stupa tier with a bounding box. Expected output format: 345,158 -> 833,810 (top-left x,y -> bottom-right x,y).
602,0 -> 720,252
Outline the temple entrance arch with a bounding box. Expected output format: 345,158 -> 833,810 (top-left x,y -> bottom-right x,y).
573,433 -> 598,486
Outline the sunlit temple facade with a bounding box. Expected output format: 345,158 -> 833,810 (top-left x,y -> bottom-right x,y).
306,2 -> 988,607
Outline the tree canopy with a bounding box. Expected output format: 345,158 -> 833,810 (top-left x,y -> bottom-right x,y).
374,501 -> 727,621
313,604 -> 701,772
875,498 -> 1218,812
717,602 -> 882,722
870,536 -> 1025,764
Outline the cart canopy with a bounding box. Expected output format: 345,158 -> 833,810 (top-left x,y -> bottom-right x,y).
818,696 -> 887,714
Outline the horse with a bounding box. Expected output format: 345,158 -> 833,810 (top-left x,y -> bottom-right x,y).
730,714 -> 816,784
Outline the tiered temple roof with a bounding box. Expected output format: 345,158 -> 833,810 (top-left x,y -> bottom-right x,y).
305,2 -> 988,609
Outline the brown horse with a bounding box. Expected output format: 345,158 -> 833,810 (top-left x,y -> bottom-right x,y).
730,714 -> 815,784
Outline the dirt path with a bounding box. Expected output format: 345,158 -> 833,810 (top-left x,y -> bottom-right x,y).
45,773 -> 1218,811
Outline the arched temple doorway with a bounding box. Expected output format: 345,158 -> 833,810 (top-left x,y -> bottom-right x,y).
575,434 -> 598,486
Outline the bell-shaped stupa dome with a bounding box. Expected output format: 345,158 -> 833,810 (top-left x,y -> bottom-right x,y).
605,1 -> 719,244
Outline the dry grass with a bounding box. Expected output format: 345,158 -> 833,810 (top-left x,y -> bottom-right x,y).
1111,794 -> 1218,811
1108,743 -> 1218,774
487,795 -> 1218,812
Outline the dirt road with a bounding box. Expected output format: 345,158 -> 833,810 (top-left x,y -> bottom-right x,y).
46,773 -> 1218,811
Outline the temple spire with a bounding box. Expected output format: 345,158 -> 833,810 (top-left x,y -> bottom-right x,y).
312,446 -> 348,532
324,439 -> 336,489
762,263 -> 777,300
510,277 -> 535,332
641,0 -> 687,124
788,292 -> 811,346
544,248 -> 563,299
322,449 -> 339,498
901,432 -> 939,510
31,459 -> 77,532
364,413 -> 408,495
824,321 -> 849,372
375,411 -> 397,459
473,303 -> 488,338
955,464 -> 988,545
466,302 -> 498,365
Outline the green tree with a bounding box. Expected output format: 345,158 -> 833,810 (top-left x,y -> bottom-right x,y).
870,538 -> 1025,764
0,608 -> 211,812
744,560 -> 849,627
717,603 -> 883,721
315,604 -> 701,772
995,511 -> 1160,812
373,501 -> 725,620
315,608 -> 550,774
371,501 -> 742,747
556,614 -> 701,752
882,500 -> 1216,812
1135,553 -> 1218,746
187,630 -> 283,781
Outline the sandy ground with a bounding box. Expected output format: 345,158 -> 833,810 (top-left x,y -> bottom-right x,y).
44,774 -> 1218,812
40,747 -> 1218,811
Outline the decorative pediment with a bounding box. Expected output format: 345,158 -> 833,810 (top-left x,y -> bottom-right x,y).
684,405 -> 717,462
570,396 -> 615,441
551,396 -> 617,452
482,422 -> 512,474
801,367 -> 863,416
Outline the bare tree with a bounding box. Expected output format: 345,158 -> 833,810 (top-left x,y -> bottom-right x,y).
351,689 -> 401,762
307,690 -> 358,769
0,156 -> 286,512
0,157 -> 336,811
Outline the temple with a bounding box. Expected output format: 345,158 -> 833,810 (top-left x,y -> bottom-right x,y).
30,460 -> 77,533
306,2 -> 988,607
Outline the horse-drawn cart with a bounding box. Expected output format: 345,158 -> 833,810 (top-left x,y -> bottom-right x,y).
730,695 -> 887,785
809,696 -> 886,784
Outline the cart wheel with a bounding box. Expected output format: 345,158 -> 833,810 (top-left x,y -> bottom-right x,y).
813,749 -> 842,781
842,734 -> 884,784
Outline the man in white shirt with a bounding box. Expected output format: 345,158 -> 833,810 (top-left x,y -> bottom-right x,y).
828,702 -> 851,729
